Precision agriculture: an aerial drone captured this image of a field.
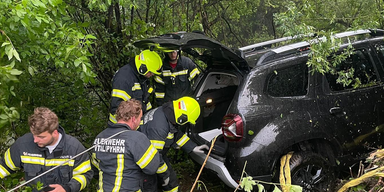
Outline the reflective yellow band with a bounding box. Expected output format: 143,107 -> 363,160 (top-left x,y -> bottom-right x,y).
146,102 -> 152,111
113,154 -> 124,192
20,156 -> 44,165
155,92 -> 165,98
167,133 -> 174,139
45,159 -> 75,166
157,163 -> 168,174
189,68 -> 200,81
21,156 -> 77,167
73,160 -> 91,176
154,76 -> 165,84
73,175 -> 87,190
150,140 -> 165,150
137,145 -> 157,169
98,171 -> 104,192
164,186 -> 179,192
132,83 -> 141,91
112,89 -> 131,101
91,153 -> 100,169
4,149 -> 18,171
0,165 -> 10,178
176,134 -> 190,147
148,87 -> 154,93
109,113 -> 117,123
163,70 -> 188,77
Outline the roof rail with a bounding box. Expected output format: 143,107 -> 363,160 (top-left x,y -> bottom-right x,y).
272,29 -> 373,54
238,34 -> 314,58
333,29 -> 371,38
239,36 -> 294,52
256,29 -> 384,66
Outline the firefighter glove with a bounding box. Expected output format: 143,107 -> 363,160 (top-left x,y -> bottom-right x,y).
193,144 -> 209,154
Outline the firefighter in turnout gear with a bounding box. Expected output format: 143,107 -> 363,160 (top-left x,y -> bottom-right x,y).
0,107 -> 93,192
154,50 -> 200,106
93,99 -> 169,192
109,50 -> 163,124
140,96 -> 209,192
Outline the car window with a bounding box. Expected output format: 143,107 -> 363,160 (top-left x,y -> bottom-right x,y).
326,49 -> 378,91
196,73 -> 239,97
266,62 -> 308,97
374,43 -> 384,71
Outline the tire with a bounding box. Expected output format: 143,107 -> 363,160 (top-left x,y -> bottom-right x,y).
289,152 -> 335,192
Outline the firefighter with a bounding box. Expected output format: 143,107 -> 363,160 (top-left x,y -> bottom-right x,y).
140,96 -> 209,192
0,107 -> 93,192
93,99 -> 169,192
109,50 -> 163,124
154,50 -> 200,106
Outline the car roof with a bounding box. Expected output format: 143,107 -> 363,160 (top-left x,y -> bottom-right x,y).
134,31 -> 249,72
238,29 -> 384,68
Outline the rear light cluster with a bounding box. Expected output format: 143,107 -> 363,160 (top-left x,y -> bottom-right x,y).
221,114 -> 244,142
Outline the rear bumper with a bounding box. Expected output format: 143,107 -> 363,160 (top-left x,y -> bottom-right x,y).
190,152 -> 238,189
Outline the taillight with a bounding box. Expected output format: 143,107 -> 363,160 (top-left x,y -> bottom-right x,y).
221,114 -> 243,142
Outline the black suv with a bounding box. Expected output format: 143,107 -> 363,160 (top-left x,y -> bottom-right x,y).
134,29 -> 384,191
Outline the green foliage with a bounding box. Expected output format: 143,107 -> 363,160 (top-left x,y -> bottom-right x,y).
238,175 -> 303,192
168,148 -> 196,177
0,172 -> 34,192
240,176 -> 257,192
307,33 -> 354,75
0,0 -> 98,134
0,0 -> 103,189
273,1 -> 381,88
273,185 -> 283,192
274,1 -> 315,37
195,180 -> 208,192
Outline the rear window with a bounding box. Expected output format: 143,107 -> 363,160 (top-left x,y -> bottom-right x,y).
266,62 -> 309,97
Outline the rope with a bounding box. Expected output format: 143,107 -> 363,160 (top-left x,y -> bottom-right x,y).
279,151 -> 294,192
8,129 -> 129,192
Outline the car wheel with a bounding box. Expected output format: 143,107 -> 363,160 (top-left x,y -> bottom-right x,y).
289,152 -> 335,192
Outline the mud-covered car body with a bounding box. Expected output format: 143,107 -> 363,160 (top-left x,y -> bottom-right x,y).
134,30 -> 384,190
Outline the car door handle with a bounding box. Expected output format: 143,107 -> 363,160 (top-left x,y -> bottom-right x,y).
329,107 -> 345,116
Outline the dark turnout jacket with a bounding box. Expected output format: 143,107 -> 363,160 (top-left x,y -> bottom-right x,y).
109,59 -> 154,124
140,103 -> 197,191
154,56 -> 200,105
141,104 -> 197,154
92,123 -> 169,192
0,126 -> 93,192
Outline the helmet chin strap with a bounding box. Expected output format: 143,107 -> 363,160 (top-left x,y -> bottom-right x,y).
177,49 -> 182,61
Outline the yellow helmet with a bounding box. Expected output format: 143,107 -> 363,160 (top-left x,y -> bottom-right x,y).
173,96 -> 201,125
135,50 -> 162,75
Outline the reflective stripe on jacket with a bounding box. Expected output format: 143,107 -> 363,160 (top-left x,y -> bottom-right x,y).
109,59 -> 153,124
154,56 -> 200,105
0,126 -> 93,192
93,123 -> 166,192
